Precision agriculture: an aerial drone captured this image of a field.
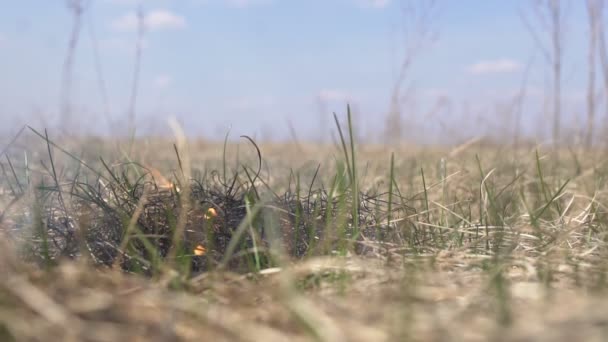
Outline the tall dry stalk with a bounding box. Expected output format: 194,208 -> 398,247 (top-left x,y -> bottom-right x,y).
513,58 -> 534,150
60,0 -> 87,134
384,0 -> 439,144
127,6 -> 145,149
521,0 -> 567,146
85,5 -> 112,133
586,0 -> 600,148
596,1 -> 608,147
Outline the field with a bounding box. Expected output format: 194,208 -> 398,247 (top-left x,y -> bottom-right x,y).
2,120 -> 608,341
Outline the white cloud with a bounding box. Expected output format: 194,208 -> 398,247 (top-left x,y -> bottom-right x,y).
224,0 -> 273,7
153,74 -> 173,89
104,0 -> 171,5
191,0 -> 273,7
356,0 -> 390,9
104,0 -> 140,5
146,10 -> 186,30
107,0 -> 272,6
317,89 -> 352,102
467,59 -> 522,75
111,9 -> 186,32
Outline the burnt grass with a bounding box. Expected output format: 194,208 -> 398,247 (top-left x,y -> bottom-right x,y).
0,127 -> 411,277
6,172 -> 378,275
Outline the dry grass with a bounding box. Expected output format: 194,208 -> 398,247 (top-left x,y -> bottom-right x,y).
2,128 -> 608,341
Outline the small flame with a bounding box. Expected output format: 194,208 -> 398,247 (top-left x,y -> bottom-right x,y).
204,207 -> 218,220
194,245 -> 206,256
148,167 -> 176,190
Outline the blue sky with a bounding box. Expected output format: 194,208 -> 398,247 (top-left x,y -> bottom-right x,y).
0,0 -> 591,142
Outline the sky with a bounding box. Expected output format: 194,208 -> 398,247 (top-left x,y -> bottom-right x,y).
0,0 -> 592,143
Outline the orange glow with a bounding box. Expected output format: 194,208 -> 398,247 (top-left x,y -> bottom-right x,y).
194,245 -> 206,256
204,207 -> 217,220
148,167 -> 174,190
